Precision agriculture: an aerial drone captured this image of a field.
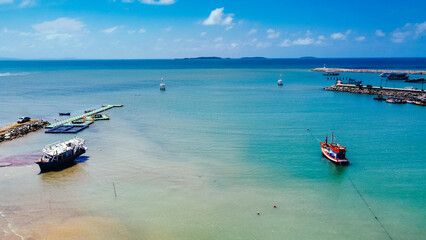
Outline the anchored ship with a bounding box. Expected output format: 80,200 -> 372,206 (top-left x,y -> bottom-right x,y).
35,137 -> 87,172
320,133 -> 349,164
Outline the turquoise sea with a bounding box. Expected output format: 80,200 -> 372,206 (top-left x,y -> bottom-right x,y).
0,58 -> 425,240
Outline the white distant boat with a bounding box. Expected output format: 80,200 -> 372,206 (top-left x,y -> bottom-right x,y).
160,77 -> 166,91
277,74 -> 283,86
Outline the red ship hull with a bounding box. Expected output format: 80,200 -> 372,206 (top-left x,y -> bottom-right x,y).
321,143 -> 349,164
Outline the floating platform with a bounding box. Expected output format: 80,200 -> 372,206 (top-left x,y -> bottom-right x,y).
46,104 -> 122,129
312,68 -> 426,75
45,125 -> 89,134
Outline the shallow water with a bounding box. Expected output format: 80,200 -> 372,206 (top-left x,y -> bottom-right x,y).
0,59 -> 425,239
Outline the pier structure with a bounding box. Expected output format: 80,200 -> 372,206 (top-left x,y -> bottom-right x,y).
45,104 -> 123,129
324,81 -> 425,98
312,68 -> 426,75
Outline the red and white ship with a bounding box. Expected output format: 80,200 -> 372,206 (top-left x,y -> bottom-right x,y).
320,133 -> 349,164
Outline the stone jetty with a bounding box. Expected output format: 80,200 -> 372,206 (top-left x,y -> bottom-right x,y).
312,67 -> 426,75
324,80 -> 426,98
0,120 -> 50,144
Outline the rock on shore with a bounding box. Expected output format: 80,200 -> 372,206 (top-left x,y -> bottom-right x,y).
0,120 -> 50,143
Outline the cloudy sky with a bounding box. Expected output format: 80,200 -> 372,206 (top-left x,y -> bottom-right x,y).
0,0 -> 425,59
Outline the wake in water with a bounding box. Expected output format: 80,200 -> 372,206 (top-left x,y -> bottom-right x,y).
0,72 -> 31,77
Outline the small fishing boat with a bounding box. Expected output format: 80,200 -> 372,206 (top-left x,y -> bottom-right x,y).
380,73 -> 390,77
348,78 -> 362,85
413,99 -> 426,106
277,74 -> 283,86
160,77 -> 166,91
59,112 -> 71,116
320,133 -> 349,164
323,71 -> 339,76
373,95 -> 385,101
386,97 -> 406,104
35,137 -> 87,172
387,72 -> 409,80
404,78 -> 425,83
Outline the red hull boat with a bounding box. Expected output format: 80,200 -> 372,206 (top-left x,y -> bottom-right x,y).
320,134 -> 349,164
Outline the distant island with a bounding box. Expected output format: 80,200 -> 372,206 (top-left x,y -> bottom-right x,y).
176,56 -> 267,60
300,56 -> 317,59
177,57 -> 230,60
240,57 -> 267,60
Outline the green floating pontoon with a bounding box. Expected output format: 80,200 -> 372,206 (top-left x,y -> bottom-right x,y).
45,104 -> 122,133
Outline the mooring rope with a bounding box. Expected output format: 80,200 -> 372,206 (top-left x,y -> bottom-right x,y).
308,128 -> 392,239
347,175 -> 393,240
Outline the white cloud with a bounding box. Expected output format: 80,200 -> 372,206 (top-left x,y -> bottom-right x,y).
202,7 -> 234,26
315,35 -> 325,45
122,0 -> 134,2
355,36 -> 366,41
391,22 -> 426,43
173,38 -> 182,42
214,37 -> 223,42
292,37 -> 314,45
128,30 -> 135,34
375,29 -> 385,37
256,41 -> 272,48
139,28 -> 146,33
0,0 -> 13,5
32,18 -> 87,40
267,29 -> 280,39
279,39 -> 291,47
164,26 -> 172,32
138,0 -> 175,5
32,18 -> 85,33
200,32 -> 207,36
330,30 -> 351,40
248,29 -> 257,35
391,30 -> 410,43
414,21 -> 426,38
101,26 -> 119,34
19,0 -> 34,7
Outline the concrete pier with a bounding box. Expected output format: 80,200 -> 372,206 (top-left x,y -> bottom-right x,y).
45,104 -> 123,129
312,68 -> 426,75
324,81 -> 425,98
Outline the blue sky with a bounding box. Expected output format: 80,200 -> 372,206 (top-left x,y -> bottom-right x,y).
0,0 -> 425,59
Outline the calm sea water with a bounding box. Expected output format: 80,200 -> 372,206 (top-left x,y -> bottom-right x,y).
0,59 -> 425,240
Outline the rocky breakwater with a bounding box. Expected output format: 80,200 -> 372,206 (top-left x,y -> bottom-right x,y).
324,81 -> 425,98
0,120 -> 50,143
312,67 -> 426,75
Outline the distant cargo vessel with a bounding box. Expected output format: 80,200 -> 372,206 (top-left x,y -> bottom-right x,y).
320,134 -> 349,164
35,137 -> 87,172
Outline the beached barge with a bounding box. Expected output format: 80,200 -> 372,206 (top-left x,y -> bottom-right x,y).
324,80 -> 425,98
312,68 -> 426,75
